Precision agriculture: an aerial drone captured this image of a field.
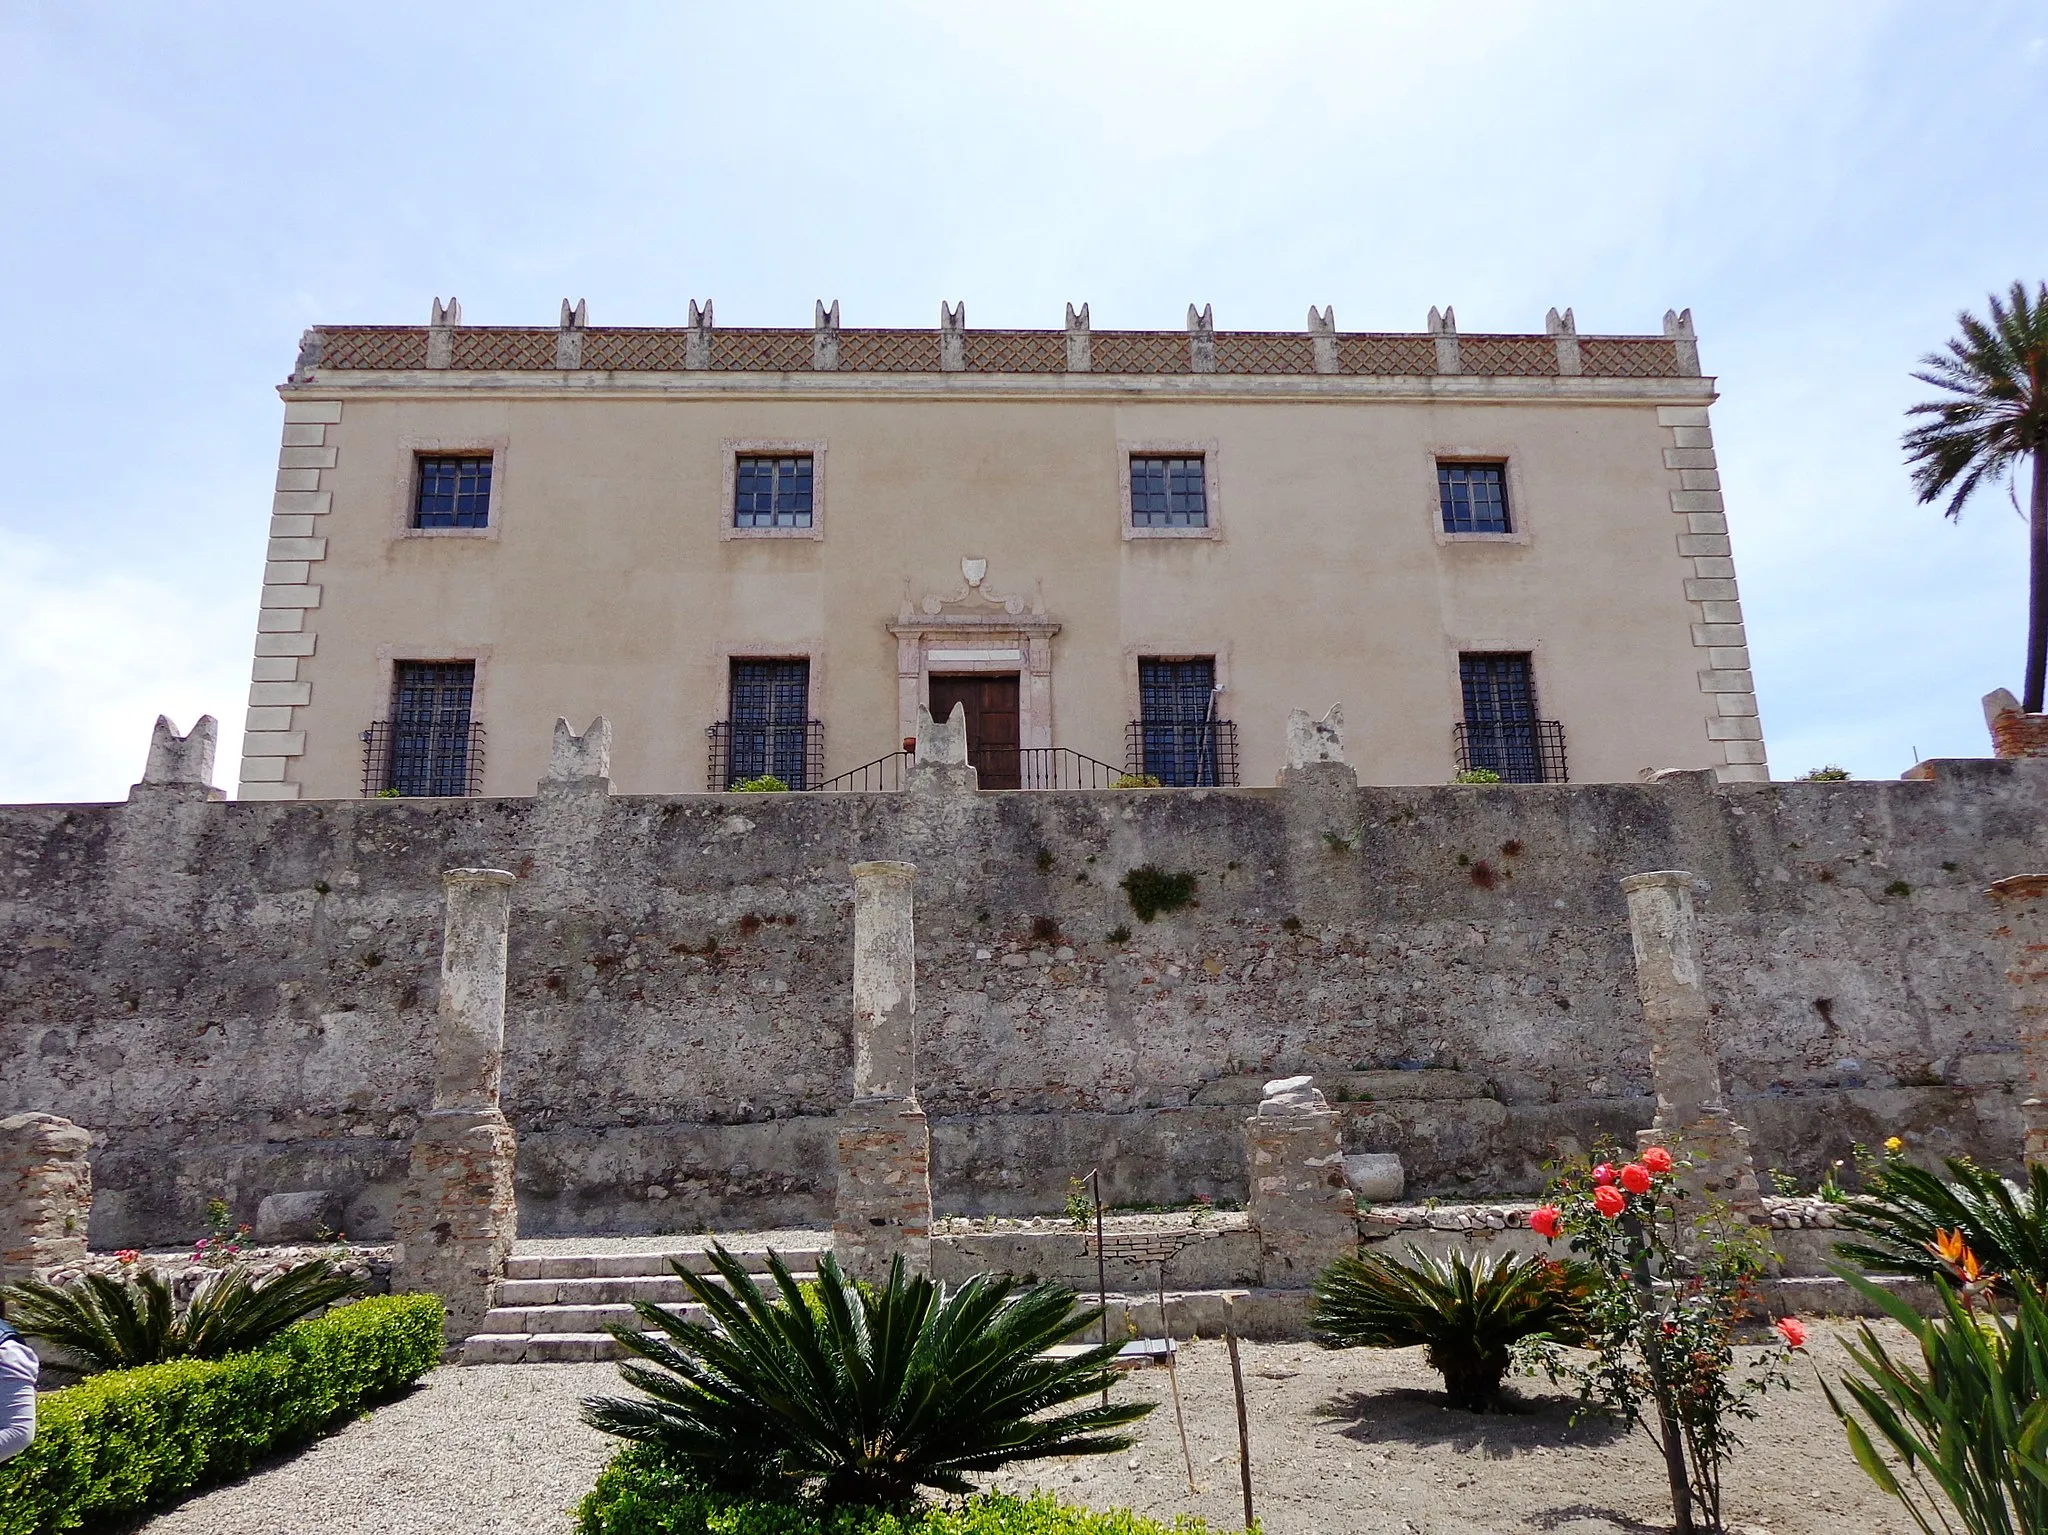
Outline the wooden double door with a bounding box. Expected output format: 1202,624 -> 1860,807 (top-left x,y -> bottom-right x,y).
928,674 -> 1021,789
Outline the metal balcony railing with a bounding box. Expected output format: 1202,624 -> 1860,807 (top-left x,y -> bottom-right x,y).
360,720 -> 487,797
1125,719 -> 1239,787
706,720 -> 824,791
818,751 -> 909,792
816,746 -> 1122,792
1453,719 -> 1568,783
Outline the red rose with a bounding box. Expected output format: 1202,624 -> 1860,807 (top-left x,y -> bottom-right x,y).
1594,1185 -> 1627,1219
1774,1317 -> 1807,1349
1592,1163 -> 1617,1187
1641,1146 -> 1674,1174
1620,1162 -> 1653,1195
1530,1205 -> 1563,1240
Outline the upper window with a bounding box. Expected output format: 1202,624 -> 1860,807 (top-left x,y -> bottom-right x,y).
734,455 -> 814,529
1129,456 -> 1208,529
1437,462 -> 1510,535
413,456 -> 493,530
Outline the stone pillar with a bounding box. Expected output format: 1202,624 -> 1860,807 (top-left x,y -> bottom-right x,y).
834,861 -> 933,1282
0,1113 -> 93,1287
1279,705 -> 1361,928
1987,874 -> 2048,1165
1621,871 -> 1763,1213
394,869 -> 519,1344
1245,1076 -> 1356,1287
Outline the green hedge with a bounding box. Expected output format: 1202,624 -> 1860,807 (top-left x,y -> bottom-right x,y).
0,1292 -> 444,1535
577,1446 -> 1223,1535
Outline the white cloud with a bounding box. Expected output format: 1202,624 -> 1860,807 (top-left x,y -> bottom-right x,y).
0,529 -> 248,803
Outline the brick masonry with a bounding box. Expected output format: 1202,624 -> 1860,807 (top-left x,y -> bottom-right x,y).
237,398 -> 341,801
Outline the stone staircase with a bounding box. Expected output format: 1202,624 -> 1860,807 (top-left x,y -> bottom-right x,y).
460,1244 -> 823,1364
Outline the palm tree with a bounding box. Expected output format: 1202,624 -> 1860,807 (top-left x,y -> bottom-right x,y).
1904,281 -> 2048,709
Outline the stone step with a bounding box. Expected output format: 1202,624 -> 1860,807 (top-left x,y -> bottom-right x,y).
478,1300 -> 710,1335
504,1246 -> 823,1282
464,1331 -> 622,1365
494,1272 -> 819,1307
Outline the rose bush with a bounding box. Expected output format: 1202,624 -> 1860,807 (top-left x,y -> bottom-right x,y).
1516,1143 -> 1799,1535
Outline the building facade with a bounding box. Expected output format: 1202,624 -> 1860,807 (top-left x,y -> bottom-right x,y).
236,299 -> 1765,801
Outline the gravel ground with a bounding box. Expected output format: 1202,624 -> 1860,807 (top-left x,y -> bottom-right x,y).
134,1325 -> 1920,1535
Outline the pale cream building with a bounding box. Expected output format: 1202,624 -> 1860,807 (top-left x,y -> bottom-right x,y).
235,299 -> 1766,800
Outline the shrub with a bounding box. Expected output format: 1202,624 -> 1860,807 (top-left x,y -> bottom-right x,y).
1118,866 -> 1196,923
1796,765 -> 1851,781
581,1245 -> 1151,1508
732,775 -> 790,793
1518,1146 -> 1800,1535
1451,768 -> 1502,784
1109,774 -> 1161,789
577,1445 -> 1224,1535
3,1259 -> 363,1372
1824,1266 -> 2048,1534
1835,1154 -> 2048,1295
0,1293 -> 443,1535
1311,1246 -> 1595,1411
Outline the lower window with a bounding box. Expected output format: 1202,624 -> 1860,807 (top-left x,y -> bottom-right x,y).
721,658 -> 816,788
1135,658 -> 1228,787
381,661 -> 481,796
1456,653 -> 1565,783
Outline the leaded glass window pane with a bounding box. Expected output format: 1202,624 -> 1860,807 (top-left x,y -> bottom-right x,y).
1437,462 -> 1510,534
734,455 -> 814,528
1130,456 -> 1208,528
414,456 -> 493,529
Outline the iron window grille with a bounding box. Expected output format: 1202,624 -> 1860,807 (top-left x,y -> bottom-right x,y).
1129,456 -> 1208,529
711,658 -> 819,788
413,456 -> 494,529
707,721 -> 824,791
733,454 -> 814,529
1455,653 -> 1565,782
1129,657 -> 1236,785
1437,462 -> 1511,534
362,661 -> 485,796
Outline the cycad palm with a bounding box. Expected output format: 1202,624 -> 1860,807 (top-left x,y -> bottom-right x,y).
581,1243 -> 1152,1508
1904,281 -> 2048,708
2,1258 -> 362,1371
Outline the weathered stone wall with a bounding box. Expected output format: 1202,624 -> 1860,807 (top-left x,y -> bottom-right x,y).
2,761 -> 2039,1247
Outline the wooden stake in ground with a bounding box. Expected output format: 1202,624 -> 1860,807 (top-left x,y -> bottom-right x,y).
1090,1167 -> 1108,1408
1159,1262 -> 1198,1495
1223,1296 -> 1254,1530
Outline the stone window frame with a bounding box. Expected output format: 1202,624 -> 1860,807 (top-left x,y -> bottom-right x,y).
1119,438 -> 1222,541
390,436 -> 509,542
721,439 -> 827,541
1428,447 -> 1532,548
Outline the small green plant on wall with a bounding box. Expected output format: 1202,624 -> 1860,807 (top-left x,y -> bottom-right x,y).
1797,765 -> 1850,782
1452,768 -> 1502,784
731,775 -> 789,793
1110,773 -> 1161,788
1119,864 -> 1196,922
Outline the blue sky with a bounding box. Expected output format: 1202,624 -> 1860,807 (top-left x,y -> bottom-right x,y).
1,2 -> 2043,800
